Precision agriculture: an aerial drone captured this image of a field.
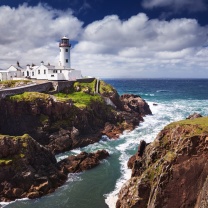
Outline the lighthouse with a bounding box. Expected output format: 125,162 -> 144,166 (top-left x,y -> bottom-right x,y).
59,36 -> 71,68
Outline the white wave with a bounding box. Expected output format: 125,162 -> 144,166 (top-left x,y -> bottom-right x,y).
105,99 -> 202,208
0,197 -> 29,207
70,99 -> 207,208
67,173 -> 82,182
156,90 -> 170,92
105,130 -> 144,207
70,149 -> 82,154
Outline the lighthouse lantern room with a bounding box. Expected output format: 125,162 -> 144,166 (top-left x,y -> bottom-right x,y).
59,36 -> 71,68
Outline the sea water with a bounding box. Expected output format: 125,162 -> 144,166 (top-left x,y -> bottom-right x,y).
2,79 -> 208,208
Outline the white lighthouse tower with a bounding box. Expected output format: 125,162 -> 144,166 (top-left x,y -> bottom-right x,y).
59,36 -> 71,68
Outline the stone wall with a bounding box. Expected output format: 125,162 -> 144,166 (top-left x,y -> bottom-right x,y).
51,81 -> 74,93
52,78 -> 95,92
0,78 -> 96,98
0,82 -> 53,98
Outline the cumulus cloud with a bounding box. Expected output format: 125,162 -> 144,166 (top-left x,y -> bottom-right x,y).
142,0 -> 207,12
0,3 -> 83,67
74,14 -> 207,54
0,4 -> 207,78
73,13 -> 208,78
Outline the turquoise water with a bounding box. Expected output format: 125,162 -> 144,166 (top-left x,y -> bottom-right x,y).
2,79 -> 208,208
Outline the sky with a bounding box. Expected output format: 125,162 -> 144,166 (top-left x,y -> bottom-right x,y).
0,0 -> 208,78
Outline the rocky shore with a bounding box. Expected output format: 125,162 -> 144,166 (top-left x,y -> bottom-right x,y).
0,134 -> 109,201
0,79 -> 152,202
0,80 -> 152,154
116,116 -> 208,208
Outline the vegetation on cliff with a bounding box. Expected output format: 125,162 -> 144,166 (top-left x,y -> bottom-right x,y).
54,79 -> 115,108
0,134 -> 29,166
0,79 -> 152,202
0,133 -> 109,202
0,79 -> 151,154
0,80 -> 32,89
8,92 -> 50,102
117,116 -> 208,208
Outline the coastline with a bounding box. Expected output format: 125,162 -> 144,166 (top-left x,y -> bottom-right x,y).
0,79 -> 152,203
1,79 -> 208,208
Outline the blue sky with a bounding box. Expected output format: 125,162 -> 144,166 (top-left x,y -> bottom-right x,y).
0,0 -> 208,78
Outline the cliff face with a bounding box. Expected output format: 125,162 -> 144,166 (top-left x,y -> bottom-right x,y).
0,93 -> 115,153
0,80 -> 152,202
0,134 -> 109,202
117,117 -> 208,208
0,134 -> 66,201
0,81 -> 152,154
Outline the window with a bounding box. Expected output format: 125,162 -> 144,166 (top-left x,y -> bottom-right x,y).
38,70 -> 40,74
66,59 -> 68,63
60,70 -> 62,73
53,70 -> 57,73
32,72 -> 34,76
44,70 -> 46,74
51,75 -> 54,77
65,49 -> 68,52
22,72 -> 24,76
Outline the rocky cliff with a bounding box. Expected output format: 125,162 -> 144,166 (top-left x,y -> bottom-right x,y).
0,134 -> 109,202
0,80 -> 152,154
117,116 -> 208,208
0,79 -> 152,202
0,134 -> 66,201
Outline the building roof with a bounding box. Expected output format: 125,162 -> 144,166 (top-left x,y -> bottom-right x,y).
8,65 -> 24,71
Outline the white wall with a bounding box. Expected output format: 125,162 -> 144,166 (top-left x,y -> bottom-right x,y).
63,70 -> 82,80
48,72 -> 65,80
35,65 -> 48,80
59,47 -> 71,68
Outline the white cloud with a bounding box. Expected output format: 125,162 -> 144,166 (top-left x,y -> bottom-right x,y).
0,4 -> 207,78
142,0 -> 207,12
0,3 -> 83,67
73,13 -> 208,78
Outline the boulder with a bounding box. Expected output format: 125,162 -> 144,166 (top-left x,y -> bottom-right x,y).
186,112 -> 202,120
120,94 -> 152,116
58,150 -> 109,173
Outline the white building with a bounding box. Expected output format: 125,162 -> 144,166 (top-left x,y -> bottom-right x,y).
0,63 -> 25,81
0,36 -> 82,81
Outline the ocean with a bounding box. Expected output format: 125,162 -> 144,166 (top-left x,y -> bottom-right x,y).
2,79 -> 208,208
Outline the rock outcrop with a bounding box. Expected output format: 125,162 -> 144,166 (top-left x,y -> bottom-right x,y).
0,80 -> 152,153
0,80 -> 152,202
120,94 -> 152,116
0,134 -> 66,202
102,94 -> 152,139
186,112 -> 202,120
0,134 -> 109,202
58,150 -> 109,173
117,116 -> 208,208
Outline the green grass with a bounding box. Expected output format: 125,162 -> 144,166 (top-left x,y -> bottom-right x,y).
164,151 -> 176,162
55,92 -> 103,108
8,92 -> 50,102
165,116 -> 208,135
167,117 -> 208,127
0,134 -> 31,166
0,159 -> 13,165
99,80 -> 114,94
0,80 -> 32,88
73,79 -> 96,94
